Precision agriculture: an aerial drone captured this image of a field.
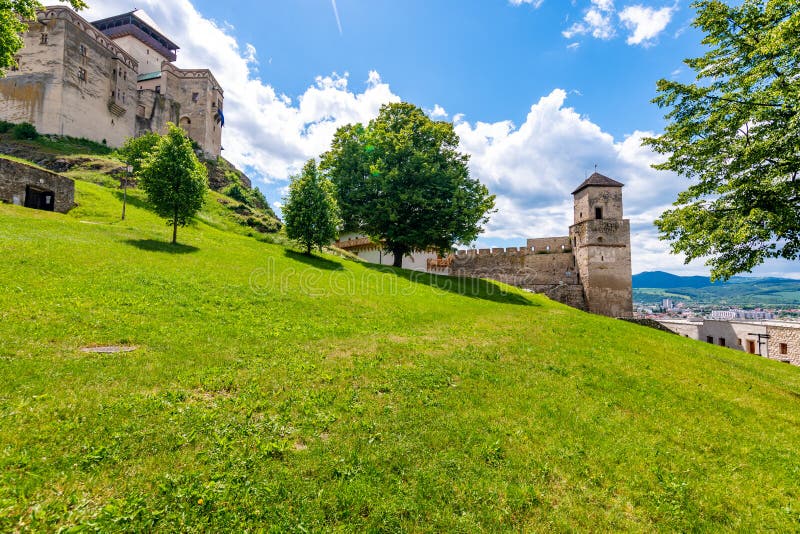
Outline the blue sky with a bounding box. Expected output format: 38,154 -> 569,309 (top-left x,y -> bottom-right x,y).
84,0 -> 798,278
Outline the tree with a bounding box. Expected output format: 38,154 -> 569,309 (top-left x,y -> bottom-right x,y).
321,102 -> 495,268
1,1 -> 87,75
139,124 -> 208,245
644,0 -> 800,280
119,131 -> 161,175
283,159 -> 341,255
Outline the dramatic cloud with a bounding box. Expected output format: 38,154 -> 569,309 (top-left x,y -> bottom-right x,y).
564,1 -> 675,46
619,5 -> 676,45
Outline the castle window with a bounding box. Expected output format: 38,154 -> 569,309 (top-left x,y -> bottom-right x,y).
706,336 -> 714,344
77,67 -> 87,81
718,338 -> 726,347
780,343 -> 788,355
192,92 -> 199,103
155,85 -> 161,94
40,33 -> 48,45
123,71 -> 127,81
737,338 -> 742,346
595,207 -> 603,220
79,44 -> 87,57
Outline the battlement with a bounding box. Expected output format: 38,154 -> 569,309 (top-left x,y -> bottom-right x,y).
455,240 -> 573,258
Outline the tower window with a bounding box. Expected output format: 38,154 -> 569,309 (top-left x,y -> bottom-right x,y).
77,67 -> 87,81
155,85 -> 161,94
40,33 -> 48,45
192,92 -> 199,103
595,207 -> 603,220
79,44 -> 87,57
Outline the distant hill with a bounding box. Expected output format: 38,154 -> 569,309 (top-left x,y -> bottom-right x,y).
633,271 -> 712,289
633,271 -> 800,306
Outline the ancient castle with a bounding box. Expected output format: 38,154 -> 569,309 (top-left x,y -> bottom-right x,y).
0,6 -> 223,157
337,173 -> 634,318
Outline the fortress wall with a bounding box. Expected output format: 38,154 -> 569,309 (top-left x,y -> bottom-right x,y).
0,20 -> 64,130
452,245 -> 580,289
526,236 -> 572,253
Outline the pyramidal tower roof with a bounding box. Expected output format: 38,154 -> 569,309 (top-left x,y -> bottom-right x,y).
572,172 -> 624,195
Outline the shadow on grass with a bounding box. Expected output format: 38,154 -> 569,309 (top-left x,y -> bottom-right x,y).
361,263 -> 536,306
284,249 -> 344,271
124,239 -> 199,254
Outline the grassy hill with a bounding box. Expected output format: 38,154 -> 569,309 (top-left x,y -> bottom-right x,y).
1,176 -> 800,531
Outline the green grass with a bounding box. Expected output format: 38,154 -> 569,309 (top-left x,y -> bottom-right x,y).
1,179 -> 800,531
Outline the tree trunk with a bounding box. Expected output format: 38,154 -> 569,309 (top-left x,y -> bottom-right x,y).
392,246 -> 405,268
306,243 -> 312,255
172,206 -> 178,245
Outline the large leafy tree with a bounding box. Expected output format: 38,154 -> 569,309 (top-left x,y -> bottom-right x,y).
645,0 -> 800,280
0,1 -> 87,75
283,159 -> 341,255
321,102 -> 495,268
139,124 -> 208,245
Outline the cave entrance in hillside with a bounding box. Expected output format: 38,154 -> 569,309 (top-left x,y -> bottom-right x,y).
24,185 -> 55,212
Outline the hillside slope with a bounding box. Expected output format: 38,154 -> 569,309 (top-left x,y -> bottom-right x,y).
1,179 -> 799,531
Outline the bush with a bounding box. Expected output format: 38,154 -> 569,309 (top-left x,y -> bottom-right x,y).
11,122 -> 38,140
0,120 -> 14,133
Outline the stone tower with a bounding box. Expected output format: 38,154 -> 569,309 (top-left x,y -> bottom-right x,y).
568,173 -> 633,317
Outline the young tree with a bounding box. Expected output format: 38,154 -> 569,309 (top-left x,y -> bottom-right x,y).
1,1 -> 87,75
119,131 -> 161,174
283,159 -> 341,255
321,102 -> 495,267
139,124 -> 208,245
644,0 -> 800,280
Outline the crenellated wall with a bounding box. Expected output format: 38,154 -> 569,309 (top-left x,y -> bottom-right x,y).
451,244 -> 585,310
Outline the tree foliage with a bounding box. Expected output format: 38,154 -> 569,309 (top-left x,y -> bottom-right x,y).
0,1 -> 87,76
321,102 -> 495,267
139,124 -> 208,244
119,131 -> 161,175
644,0 -> 800,280
283,159 -> 341,254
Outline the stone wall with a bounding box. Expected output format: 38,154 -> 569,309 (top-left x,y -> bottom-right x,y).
0,8 -> 138,147
0,157 -> 74,213
766,325 -> 800,365
451,245 -> 585,309
571,218 -> 633,318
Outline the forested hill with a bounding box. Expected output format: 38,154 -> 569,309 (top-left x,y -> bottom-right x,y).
633,271 -> 800,306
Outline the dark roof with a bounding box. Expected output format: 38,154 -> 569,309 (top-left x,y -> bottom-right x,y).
572,172 -> 624,195
92,11 -> 179,63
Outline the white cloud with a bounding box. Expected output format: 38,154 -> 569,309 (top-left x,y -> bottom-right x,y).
429,104 -> 448,119
84,1 -> 400,183
562,0 -> 616,40
619,5 -> 676,46
564,1 -> 675,47
509,0 -> 545,7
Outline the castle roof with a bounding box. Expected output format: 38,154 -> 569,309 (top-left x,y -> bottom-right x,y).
572,172 -> 624,195
92,10 -> 179,63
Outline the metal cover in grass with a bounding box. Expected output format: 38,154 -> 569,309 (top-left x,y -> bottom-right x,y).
80,345 -> 138,354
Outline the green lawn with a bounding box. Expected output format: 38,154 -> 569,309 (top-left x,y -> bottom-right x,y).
1,179 -> 799,532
